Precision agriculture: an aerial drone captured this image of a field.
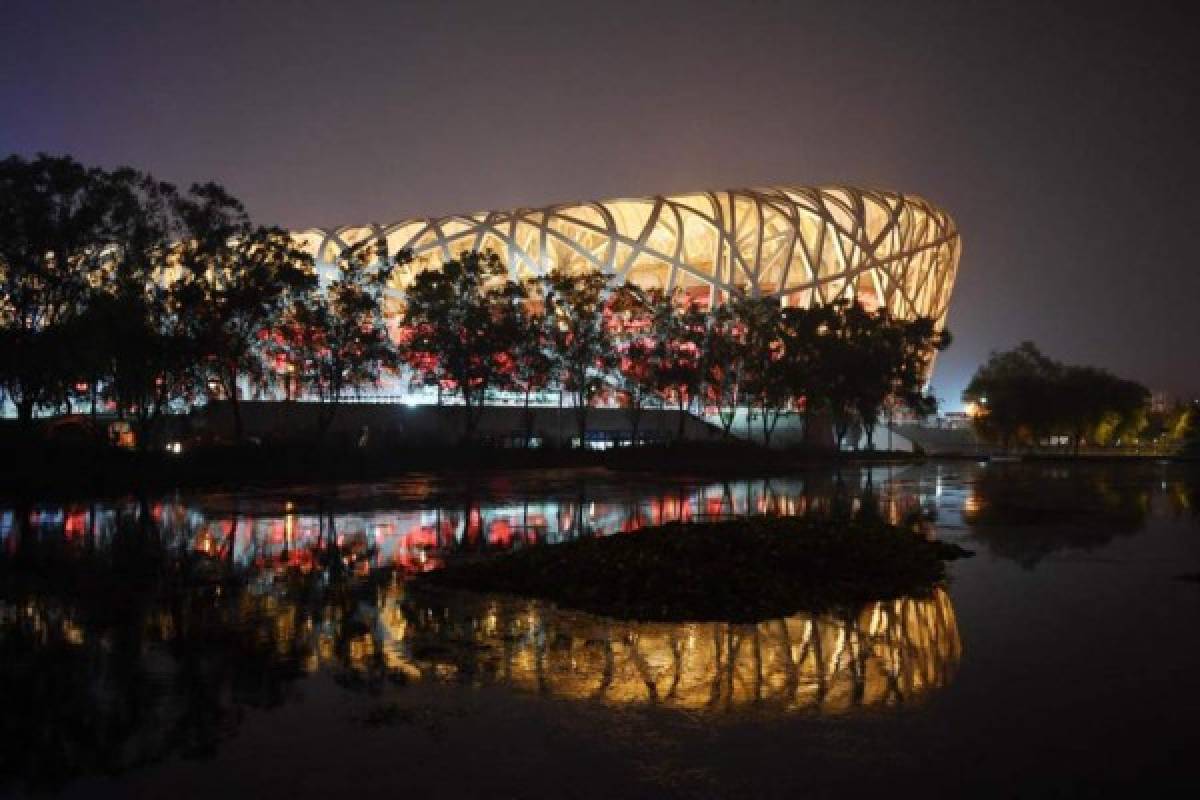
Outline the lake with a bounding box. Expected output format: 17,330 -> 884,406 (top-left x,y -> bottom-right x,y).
2,461 -> 1198,797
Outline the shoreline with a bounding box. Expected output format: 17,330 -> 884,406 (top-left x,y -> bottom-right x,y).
0,438 -> 1188,501
0,440 -> 924,500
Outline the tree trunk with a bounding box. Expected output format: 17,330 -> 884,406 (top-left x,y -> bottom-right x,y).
227,383 -> 244,441
523,387 -> 535,447
761,404 -> 776,447
721,406 -> 735,438
676,394 -> 687,442
628,398 -> 642,446
575,385 -> 589,448
16,397 -> 34,433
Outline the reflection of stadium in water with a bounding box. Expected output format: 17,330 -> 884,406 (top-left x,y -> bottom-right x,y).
0,471 -> 941,573
391,587 -> 960,714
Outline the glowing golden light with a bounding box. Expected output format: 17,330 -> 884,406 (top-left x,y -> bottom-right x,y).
298,186 -> 961,328
389,588 -> 960,715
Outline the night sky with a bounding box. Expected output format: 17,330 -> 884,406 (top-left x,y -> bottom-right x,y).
3,0 -> 1197,406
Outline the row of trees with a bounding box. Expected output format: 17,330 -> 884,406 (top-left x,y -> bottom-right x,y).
2,153 -> 950,450
401,251 -> 951,448
963,342 -> 1150,451
0,154 -> 395,445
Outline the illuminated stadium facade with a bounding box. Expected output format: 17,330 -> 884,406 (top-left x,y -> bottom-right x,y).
297,185 -> 960,324
291,185 -> 960,403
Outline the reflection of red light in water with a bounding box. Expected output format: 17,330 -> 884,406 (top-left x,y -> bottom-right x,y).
705,498 -> 725,517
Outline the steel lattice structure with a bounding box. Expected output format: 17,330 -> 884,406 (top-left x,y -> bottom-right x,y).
296,185 -> 960,325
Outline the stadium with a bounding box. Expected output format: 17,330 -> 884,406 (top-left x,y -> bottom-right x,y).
296,185 -> 960,328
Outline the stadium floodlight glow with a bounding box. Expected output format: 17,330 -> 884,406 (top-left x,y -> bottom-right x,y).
296,185 -> 960,326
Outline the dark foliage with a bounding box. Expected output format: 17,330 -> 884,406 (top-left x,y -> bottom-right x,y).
420,514 -> 970,622
964,342 -> 1149,451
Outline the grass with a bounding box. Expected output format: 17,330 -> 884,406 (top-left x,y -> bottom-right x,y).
418,514 -> 972,622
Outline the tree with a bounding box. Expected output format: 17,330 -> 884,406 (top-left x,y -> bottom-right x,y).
891,316 -> 950,419
401,250 -> 522,442
542,267 -> 618,447
777,300 -> 948,451
812,300 -> 882,450
652,294 -> 707,441
174,184 -> 316,440
964,342 -> 1148,451
83,169 -> 196,449
0,154 -> 111,431
498,278 -> 555,447
964,342 -> 1060,450
1068,372 -> 1143,447
1145,400 -> 1190,450
861,312 -> 949,449
734,296 -> 789,446
277,241 -> 403,437
701,303 -> 746,439
1178,402 -> 1200,456
608,284 -> 660,445
777,304 -> 825,443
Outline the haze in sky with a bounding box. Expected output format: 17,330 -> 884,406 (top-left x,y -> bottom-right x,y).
3,0 -> 1196,406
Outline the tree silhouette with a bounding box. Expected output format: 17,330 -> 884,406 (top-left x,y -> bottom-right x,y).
701,303 -> 746,439
734,296 -> 790,445
652,293 -> 707,441
0,155 -> 111,430
78,169 -> 198,448
173,184 -> 315,440
965,343 -> 1148,451
500,278 -> 555,446
276,240 -> 403,437
401,250 -> 523,442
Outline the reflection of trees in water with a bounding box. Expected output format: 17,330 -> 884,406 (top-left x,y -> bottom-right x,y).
397,587 -> 960,714
0,469 -> 938,575
963,464 -> 1156,568
0,503 -> 388,790
0,483 -> 960,790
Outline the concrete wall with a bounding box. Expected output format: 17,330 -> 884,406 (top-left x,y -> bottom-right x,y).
193,401 -> 725,447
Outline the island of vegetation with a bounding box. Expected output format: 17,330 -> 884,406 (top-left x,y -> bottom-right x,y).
418,514 -> 973,623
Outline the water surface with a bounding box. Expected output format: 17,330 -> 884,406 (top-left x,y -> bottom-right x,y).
2,462 -> 1198,797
